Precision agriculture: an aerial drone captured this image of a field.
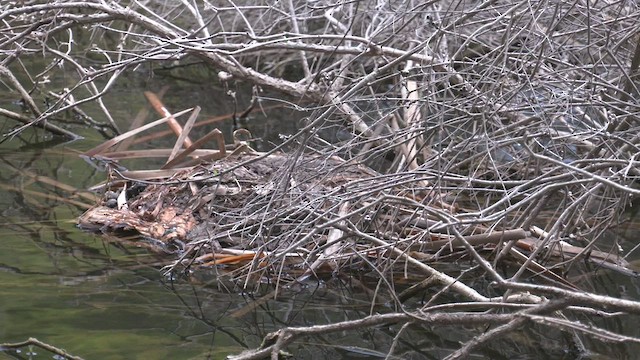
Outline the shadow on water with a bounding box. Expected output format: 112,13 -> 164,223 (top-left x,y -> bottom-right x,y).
1,77 -> 640,359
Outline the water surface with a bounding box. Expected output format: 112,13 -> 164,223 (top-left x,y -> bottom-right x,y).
1,75 -> 640,359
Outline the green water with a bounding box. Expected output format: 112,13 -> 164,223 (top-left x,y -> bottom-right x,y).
0,145 -> 223,359
0,141 -> 362,360
0,72 -> 281,359
0,80 -> 401,359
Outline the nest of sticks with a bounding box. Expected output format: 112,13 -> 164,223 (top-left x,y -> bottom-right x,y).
78,98 -> 630,290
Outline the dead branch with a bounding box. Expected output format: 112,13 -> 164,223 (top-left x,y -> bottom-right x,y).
4,0 -> 640,358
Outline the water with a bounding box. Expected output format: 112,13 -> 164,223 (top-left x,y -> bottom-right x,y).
2,75 -> 640,359
0,73 -> 290,358
0,79 -> 402,359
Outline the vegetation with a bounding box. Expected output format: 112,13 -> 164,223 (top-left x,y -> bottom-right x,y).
2,0 -> 640,358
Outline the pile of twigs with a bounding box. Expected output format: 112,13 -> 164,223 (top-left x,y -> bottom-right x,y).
77,93 -> 630,292
3,1 -> 640,358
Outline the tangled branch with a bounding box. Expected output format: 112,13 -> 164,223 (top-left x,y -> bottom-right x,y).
3,0 -> 640,358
